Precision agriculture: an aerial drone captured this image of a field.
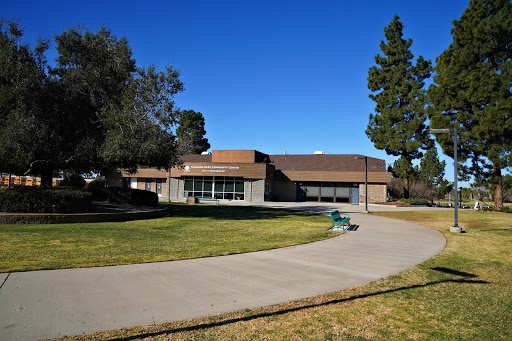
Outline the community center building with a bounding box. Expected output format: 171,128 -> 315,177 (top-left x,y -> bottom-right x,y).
106,150 -> 391,203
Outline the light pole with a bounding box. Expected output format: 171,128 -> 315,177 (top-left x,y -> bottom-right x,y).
355,156 -> 368,213
431,128 -> 462,233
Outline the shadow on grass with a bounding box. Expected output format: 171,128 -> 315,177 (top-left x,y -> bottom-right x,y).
478,229 -> 512,232
162,203 -> 321,220
431,267 -> 477,278
108,269 -> 487,341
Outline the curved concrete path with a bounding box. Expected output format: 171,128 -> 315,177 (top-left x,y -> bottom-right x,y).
0,204 -> 446,341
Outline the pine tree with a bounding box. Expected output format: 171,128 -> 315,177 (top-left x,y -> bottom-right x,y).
367,15 -> 433,198
428,0 -> 512,209
419,148 -> 446,203
419,148 -> 446,188
390,156 -> 418,182
176,110 -> 210,155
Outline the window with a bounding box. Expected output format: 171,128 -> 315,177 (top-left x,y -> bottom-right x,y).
130,177 -> 137,189
183,176 -> 244,200
301,182 -> 351,202
336,185 -> 350,197
156,179 -> 162,194
145,179 -> 151,191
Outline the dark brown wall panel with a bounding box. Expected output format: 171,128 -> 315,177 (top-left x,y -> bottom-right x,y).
212,150 -> 257,163
119,168 -> 168,178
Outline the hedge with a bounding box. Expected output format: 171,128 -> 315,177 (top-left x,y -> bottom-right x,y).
59,174 -> 86,188
400,198 -> 432,206
89,187 -> 158,207
0,187 -> 92,213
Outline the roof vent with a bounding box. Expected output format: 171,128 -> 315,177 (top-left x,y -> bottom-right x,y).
313,151 -> 325,155
201,151 -> 212,155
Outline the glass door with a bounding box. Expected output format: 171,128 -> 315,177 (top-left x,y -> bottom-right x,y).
351,187 -> 359,204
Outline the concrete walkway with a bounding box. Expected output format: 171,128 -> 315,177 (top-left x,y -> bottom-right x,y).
0,203 -> 446,341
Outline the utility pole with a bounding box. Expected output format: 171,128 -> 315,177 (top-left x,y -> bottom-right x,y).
431,128 -> 462,233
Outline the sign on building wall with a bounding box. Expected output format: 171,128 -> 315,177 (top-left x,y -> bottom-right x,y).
184,165 -> 240,173
172,163 -> 267,179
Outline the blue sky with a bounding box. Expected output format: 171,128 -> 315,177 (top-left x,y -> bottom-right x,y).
4,0 -> 474,184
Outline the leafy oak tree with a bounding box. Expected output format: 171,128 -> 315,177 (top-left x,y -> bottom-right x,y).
176,109 -> 210,155
1,21 -> 184,185
427,0 -> 512,209
367,15 -> 433,198
0,19 -> 49,177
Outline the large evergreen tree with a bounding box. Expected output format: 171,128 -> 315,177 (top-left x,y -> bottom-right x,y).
367,15 -> 433,197
428,0 -> 512,209
176,110 -> 210,155
389,156 -> 418,182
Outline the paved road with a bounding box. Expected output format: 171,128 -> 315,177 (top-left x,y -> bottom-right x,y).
0,203 -> 446,340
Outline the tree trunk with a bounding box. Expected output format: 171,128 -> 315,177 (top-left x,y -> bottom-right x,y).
494,166 -> 503,209
403,167 -> 410,199
41,168 -> 53,187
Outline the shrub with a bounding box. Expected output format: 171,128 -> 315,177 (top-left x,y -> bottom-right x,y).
129,188 -> 159,207
400,198 -> 431,206
388,179 -> 434,202
0,187 -> 92,213
90,187 -> 158,207
498,206 -> 512,213
59,174 -> 86,188
409,181 -> 435,201
88,179 -> 106,190
388,178 -> 404,201
87,179 -> 107,200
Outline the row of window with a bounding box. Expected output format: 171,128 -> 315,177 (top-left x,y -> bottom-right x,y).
124,177 -> 163,194
183,176 -> 245,200
299,182 -> 355,197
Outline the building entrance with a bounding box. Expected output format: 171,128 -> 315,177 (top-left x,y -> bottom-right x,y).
183,176 -> 245,200
351,187 -> 359,204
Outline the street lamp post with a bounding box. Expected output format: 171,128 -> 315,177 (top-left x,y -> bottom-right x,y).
355,156 -> 368,213
430,128 -> 462,233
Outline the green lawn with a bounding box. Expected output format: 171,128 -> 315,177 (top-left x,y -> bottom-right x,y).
0,203 -> 337,272
56,210 -> 512,341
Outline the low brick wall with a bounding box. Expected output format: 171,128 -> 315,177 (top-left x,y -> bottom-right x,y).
0,207 -> 168,225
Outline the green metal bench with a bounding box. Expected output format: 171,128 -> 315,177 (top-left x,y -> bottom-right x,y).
197,196 -> 219,205
329,210 -> 351,231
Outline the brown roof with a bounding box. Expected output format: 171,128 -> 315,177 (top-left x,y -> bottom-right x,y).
269,154 -> 386,173
179,153 -> 387,174
179,154 -> 212,162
